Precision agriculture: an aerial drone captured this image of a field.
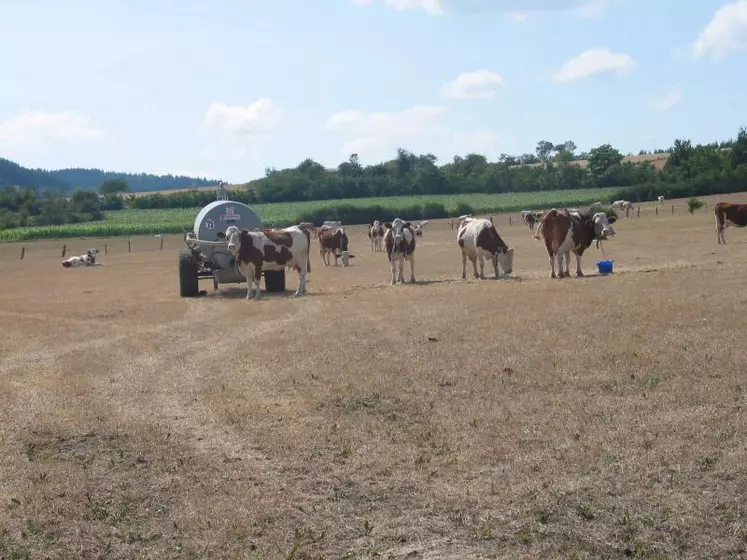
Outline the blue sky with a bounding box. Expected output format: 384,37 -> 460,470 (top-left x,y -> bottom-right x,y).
1,0 -> 746,183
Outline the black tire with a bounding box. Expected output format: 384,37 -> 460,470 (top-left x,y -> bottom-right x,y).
264,269 -> 286,293
178,249 -> 200,298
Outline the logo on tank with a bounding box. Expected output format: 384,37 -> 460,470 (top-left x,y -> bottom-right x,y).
220,207 -> 240,221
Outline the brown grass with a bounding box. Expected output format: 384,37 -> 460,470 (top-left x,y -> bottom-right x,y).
1,193 -> 747,559
514,152 -> 671,171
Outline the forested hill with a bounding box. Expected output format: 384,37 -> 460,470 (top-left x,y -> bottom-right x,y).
0,157 -> 220,192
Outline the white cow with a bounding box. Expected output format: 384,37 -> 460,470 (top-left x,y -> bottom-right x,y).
62,248 -> 99,268
223,224 -> 311,299
383,218 -> 416,285
457,218 -> 514,280
368,220 -> 384,252
658,196 -> 665,204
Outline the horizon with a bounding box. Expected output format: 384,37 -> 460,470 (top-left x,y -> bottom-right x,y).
1,0 -> 746,184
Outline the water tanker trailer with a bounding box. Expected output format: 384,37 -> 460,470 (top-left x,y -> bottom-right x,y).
178,186 -> 285,297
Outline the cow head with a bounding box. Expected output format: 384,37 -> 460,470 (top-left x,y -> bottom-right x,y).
224,225 -> 243,256
386,218 -> 413,246
591,212 -> 616,240
495,246 -> 514,275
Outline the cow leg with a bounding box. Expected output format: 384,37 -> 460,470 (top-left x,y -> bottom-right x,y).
478,254 -> 486,280
564,251 -> 571,277
557,253 -> 566,278
461,250 -> 467,280
408,254 -> 416,283
575,253 -> 584,277
295,269 -> 307,296
548,253 -> 557,279
397,255 -> 405,283
471,255 -> 479,279
390,258 -> 397,285
492,254 -> 500,279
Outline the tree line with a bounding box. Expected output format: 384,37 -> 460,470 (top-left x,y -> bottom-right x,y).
0,187 -> 105,230
0,157 -> 219,193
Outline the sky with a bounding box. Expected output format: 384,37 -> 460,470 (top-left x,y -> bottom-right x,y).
1,0 -> 746,183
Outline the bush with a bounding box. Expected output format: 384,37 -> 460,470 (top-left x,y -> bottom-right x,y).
687,197 -> 704,214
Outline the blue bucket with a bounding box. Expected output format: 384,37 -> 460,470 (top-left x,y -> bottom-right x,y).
597,260 -> 614,275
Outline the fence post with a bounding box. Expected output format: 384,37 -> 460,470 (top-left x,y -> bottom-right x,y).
508,216 -> 512,226
637,207 -> 640,218
128,240 -> 131,253
671,205 -> 674,215
104,244 -> 108,254
20,247 -> 25,260
656,207 -> 658,216
159,238 -> 164,250
61,244 -> 66,257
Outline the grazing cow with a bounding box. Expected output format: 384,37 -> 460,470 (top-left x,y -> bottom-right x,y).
534,208 -> 616,278
658,196 -> 665,204
714,202 -> 747,244
457,217 -> 514,280
222,224 -> 311,299
383,218 -> 416,285
368,220 -> 384,252
318,226 -> 353,266
62,248 -> 99,268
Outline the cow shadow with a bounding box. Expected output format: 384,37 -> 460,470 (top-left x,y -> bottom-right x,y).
200,287 -> 310,299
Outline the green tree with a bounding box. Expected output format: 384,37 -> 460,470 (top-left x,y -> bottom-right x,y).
536,140 -> 555,161
588,144 -> 623,180
100,178 -> 129,195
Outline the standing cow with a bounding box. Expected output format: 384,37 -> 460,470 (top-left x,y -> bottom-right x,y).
457,217 -> 514,280
318,226 -> 353,266
383,218 -> 416,285
222,224 -> 311,299
368,220 -> 384,252
715,202 -> 747,244
534,209 -> 616,278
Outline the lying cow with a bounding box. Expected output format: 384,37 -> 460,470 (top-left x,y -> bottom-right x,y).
318,226 -> 353,266
534,208 -> 616,278
62,248 -> 99,268
715,202 -> 747,244
222,224 -> 311,299
368,220 -> 384,252
383,218 -> 416,285
457,217 -> 514,280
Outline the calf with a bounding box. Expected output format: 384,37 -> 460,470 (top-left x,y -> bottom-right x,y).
715,202 -> 747,244
368,220 -> 384,252
457,217 -> 514,280
223,224 -> 311,299
383,218 -> 416,285
318,227 -> 353,266
62,248 -> 99,268
534,209 -> 616,278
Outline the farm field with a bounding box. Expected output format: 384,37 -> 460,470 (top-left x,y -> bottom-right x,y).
0,188 -> 619,241
2,193 -> 747,558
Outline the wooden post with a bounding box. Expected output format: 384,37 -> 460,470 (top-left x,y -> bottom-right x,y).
61,244 -> 66,257
656,207 -> 658,216
671,205 -> 674,215
508,216 -> 512,226
159,238 -> 164,251
128,240 -> 131,253
20,247 -> 25,260
104,244 -> 108,254
637,207 -> 640,218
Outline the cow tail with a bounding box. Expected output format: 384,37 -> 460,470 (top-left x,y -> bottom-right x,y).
306,229 -> 311,273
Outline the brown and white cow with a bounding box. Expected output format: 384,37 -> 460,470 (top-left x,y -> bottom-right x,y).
457,217 -> 514,280
318,226 -> 353,266
715,202 -> 747,244
534,208 -> 616,278
222,224 -> 311,299
62,248 -> 99,268
368,220 -> 384,252
383,218 -> 416,285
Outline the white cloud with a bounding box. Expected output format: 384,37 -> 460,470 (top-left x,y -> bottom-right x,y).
692,0 -> 747,60
440,70 -> 503,100
324,105 -> 503,161
200,98 -> 281,138
550,48 -> 638,83
351,0 -> 444,14
652,85 -> 683,111
0,110 -> 103,147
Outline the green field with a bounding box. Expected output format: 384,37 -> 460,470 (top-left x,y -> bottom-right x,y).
0,189 -> 618,241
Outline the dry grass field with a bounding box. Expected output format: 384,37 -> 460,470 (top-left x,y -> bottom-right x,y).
2,194 -> 747,559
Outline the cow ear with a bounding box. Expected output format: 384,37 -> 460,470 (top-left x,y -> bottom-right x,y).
384,222 -> 392,229
608,216 -> 617,224
403,221 -> 411,228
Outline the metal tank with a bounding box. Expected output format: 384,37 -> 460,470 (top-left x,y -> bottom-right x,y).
192,200 -> 262,271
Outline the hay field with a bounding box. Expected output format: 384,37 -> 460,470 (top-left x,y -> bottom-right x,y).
1,194 -> 747,559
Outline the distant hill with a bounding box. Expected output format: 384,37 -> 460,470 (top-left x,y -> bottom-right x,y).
0,157 -> 221,193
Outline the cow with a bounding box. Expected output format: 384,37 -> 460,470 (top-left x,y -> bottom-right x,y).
62,248 -> 99,268
383,218 -> 416,285
658,196 -> 665,204
522,210 -> 544,231
318,226 -> 353,266
368,220 -> 384,252
322,220 -> 343,230
413,220 -> 428,237
221,224 -> 311,299
457,217 -> 514,280
714,202 -> 747,244
534,208 -> 616,278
